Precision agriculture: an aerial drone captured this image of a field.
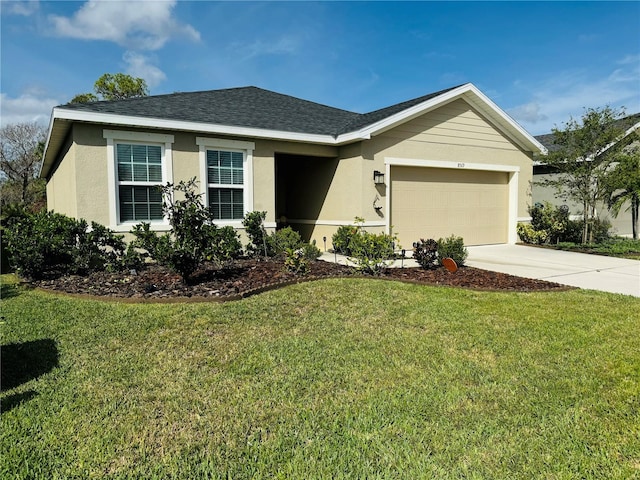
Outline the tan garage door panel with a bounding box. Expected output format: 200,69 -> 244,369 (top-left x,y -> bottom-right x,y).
391,166 -> 509,247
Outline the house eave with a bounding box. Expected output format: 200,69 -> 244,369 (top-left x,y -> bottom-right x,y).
352,83 -> 548,155
41,84 -> 547,178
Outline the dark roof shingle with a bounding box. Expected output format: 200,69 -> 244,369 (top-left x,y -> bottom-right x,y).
59,85 -> 463,137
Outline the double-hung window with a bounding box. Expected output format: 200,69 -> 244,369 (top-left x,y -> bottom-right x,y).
197,137 -> 254,223
117,144 -> 163,222
104,130 -> 174,229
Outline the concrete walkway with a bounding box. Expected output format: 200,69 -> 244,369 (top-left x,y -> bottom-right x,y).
466,244 -> 640,297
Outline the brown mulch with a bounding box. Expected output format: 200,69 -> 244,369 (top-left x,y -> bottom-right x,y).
31,258 -> 571,303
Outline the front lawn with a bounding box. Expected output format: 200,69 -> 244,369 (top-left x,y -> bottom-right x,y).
2,277 -> 639,479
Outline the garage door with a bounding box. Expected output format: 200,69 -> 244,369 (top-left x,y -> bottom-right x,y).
390,166 -> 509,247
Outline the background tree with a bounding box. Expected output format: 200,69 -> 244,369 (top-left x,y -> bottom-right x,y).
603,131 -> 640,239
0,122 -> 46,208
70,73 -> 149,103
536,106 -> 626,244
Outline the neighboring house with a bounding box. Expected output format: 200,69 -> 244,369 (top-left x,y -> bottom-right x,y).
532,114 -> 640,237
41,83 -> 546,249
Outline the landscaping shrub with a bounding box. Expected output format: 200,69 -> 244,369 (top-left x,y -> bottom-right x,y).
523,202 -> 611,245
338,218 -> 397,275
242,211 -> 271,257
413,238 -> 439,269
301,241 -> 322,261
270,227 -> 303,255
4,210 -> 141,280
331,224 -> 360,255
283,247 -> 309,275
437,235 -> 468,266
529,202 -> 569,244
131,179 -> 242,283
517,223 -> 549,245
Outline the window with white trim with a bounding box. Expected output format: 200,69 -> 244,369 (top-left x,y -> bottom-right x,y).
117,143 -> 163,222
103,130 -> 174,228
207,149 -> 244,220
197,137 -> 254,223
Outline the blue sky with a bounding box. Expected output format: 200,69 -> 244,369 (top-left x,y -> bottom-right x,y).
1,1 -> 639,135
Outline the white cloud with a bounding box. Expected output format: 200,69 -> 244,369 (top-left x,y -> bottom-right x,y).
123,51 -> 166,88
232,35 -> 300,61
48,0 -> 200,50
2,0 -> 39,16
508,102 -> 548,124
0,92 -> 59,127
508,56 -> 640,135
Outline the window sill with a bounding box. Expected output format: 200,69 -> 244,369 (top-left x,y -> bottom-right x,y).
109,222 -> 171,233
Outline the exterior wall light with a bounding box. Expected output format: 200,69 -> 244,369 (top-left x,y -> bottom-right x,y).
373,170 -> 385,184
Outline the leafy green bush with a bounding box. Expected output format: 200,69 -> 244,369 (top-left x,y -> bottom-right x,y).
301,241 -> 322,261
283,248 -> 309,275
529,202 -> 569,244
242,211 -> 270,257
270,227 -> 303,255
437,235 -> 468,266
332,224 -> 360,255
131,179 -> 242,283
524,202 -> 611,245
4,211 -> 141,280
413,238 -> 439,269
517,223 -> 549,245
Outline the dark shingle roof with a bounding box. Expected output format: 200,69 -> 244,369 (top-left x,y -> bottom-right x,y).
59,85 -> 463,137
535,113 -> 640,152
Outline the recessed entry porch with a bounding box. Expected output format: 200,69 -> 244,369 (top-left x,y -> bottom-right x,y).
275,153 -> 339,242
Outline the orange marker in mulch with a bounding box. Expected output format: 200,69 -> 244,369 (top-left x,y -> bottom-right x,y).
442,257 -> 458,273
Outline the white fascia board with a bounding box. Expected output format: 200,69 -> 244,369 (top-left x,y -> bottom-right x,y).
338,83 -> 547,155
354,83 -> 473,139
52,108 -> 339,145
461,84 -> 548,155
39,110 -> 58,177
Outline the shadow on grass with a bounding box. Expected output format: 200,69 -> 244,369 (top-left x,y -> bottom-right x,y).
1,339 -> 59,391
1,390 -> 38,412
0,282 -> 21,299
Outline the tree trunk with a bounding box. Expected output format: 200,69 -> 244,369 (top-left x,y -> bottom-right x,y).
632,194 -> 639,241
582,201 -> 589,244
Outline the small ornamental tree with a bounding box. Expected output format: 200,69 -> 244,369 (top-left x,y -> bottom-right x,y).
536,107 -> 627,244
603,133 -> 640,239
131,179 -> 242,283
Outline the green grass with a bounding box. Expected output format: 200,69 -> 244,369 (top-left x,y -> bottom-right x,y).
554,237 -> 640,259
2,275 -> 639,479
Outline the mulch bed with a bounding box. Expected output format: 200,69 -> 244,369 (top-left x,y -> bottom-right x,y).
31,258 -> 571,303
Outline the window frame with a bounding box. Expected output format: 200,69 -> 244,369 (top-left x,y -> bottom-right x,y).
197,137 -> 255,226
104,130 -> 174,231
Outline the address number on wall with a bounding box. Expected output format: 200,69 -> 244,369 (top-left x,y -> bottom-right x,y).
457,162 -> 465,168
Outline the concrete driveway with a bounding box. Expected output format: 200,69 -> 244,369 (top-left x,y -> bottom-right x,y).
466,244 -> 640,297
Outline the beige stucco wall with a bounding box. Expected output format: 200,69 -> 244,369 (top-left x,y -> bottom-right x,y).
46,98 -> 538,249
367,99 -> 534,221
46,133 -> 78,218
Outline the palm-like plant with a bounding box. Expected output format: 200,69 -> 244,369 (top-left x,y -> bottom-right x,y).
603,137 -> 640,239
